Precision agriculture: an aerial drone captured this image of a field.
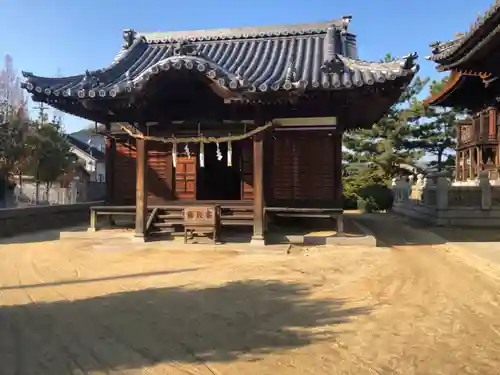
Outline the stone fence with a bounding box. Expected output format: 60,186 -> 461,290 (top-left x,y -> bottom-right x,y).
0,201 -> 104,238
392,172 -> 500,227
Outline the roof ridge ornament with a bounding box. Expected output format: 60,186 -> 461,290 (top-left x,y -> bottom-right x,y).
81,70 -> 100,90
122,29 -> 138,49
321,25 -> 345,74
173,39 -> 199,56
401,52 -> 418,70
340,15 -> 352,34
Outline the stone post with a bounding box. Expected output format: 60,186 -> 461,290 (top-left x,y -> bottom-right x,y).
479,171 -> 492,210
436,173 -> 449,210
415,174 -> 424,201
407,175 -> 414,199
422,175 -> 434,205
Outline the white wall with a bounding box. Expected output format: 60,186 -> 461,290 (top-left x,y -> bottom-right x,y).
69,146 -> 106,182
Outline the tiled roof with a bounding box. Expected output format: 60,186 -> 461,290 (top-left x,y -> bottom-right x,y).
22,18 -> 418,101
428,0 -> 500,62
67,134 -> 105,161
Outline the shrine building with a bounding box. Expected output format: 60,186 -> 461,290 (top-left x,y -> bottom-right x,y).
426,2 -> 500,182
22,16 -> 418,243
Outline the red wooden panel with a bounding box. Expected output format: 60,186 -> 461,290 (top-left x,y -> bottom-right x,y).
240,139 -> 254,199
271,131 -> 337,202
147,142 -> 173,204
114,141 -> 136,204
175,156 -> 196,200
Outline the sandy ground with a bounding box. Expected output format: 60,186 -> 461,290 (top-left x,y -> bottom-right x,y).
2,216 -> 500,374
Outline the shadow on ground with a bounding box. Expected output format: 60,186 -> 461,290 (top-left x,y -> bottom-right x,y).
0,268 -> 200,291
354,212 -> 500,247
353,213 -> 448,247
0,280 -> 370,374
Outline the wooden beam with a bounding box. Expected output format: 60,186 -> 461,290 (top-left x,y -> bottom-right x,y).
251,131 -> 265,245
105,123 -> 115,203
135,137 -> 148,238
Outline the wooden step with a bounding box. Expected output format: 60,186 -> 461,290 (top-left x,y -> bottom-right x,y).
221,209 -> 253,214
157,214 -> 183,219
220,214 -> 254,220
153,220 -> 184,227
150,227 -> 175,235
220,219 -> 254,226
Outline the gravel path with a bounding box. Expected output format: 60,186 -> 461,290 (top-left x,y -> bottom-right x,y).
1,216 -> 500,374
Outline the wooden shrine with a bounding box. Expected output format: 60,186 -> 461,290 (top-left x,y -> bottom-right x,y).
455,108 -> 500,181
22,17 -> 418,243
426,3 -> 500,181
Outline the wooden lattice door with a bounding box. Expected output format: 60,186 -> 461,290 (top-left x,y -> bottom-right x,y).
175,156 -> 196,199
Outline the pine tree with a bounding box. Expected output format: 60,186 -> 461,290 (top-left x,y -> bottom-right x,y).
343,55 -> 428,183
409,76 -> 463,172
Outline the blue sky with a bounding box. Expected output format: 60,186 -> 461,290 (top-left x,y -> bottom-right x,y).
0,0 -> 493,132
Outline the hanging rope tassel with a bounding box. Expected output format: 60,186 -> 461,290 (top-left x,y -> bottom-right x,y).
216,142 -> 223,161
172,142 -> 177,168
227,139 -> 232,167
199,141 -> 205,168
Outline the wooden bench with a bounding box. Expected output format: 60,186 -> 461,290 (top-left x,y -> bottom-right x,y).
265,207 -> 344,236
89,206 -> 136,231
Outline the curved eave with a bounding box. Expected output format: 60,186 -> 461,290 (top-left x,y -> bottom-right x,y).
425,72 -> 490,110
22,50 -> 418,101
424,71 -> 465,106
428,1 -> 500,65
346,73 -> 417,129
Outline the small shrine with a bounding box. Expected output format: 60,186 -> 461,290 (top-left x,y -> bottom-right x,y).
425,3 -> 500,183
22,17 -> 418,243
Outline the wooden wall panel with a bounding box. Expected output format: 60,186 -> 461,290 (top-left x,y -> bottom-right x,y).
240,139 -> 254,199
271,134 -> 295,200
269,131 -> 338,207
114,140 -> 136,204
147,143 -> 173,205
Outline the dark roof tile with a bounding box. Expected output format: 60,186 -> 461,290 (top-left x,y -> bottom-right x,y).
67,134 -> 105,161
428,0 -> 500,62
22,18 -> 418,100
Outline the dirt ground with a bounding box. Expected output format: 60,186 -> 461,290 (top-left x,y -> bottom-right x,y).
2,216 -> 500,375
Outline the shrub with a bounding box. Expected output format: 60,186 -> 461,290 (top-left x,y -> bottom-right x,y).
342,193 -> 358,210
357,196 -> 378,213
357,183 -> 394,212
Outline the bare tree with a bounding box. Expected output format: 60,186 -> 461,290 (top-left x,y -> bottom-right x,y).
0,54 -> 26,121
0,54 -> 29,205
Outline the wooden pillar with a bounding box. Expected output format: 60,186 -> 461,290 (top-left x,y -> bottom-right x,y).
334,131 -> 344,236
479,112 -> 485,139
469,149 -> 473,179
455,151 -> 460,181
477,146 -> 482,175
105,124 -> 115,204
251,132 -> 265,245
489,107 -> 496,138
461,151 -> 466,180
135,138 -> 148,238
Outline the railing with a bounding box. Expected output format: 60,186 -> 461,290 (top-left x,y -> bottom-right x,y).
392,171 -> 499,210
448,187 -> 482,207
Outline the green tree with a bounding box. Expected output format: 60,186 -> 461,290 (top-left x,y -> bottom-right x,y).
409,76 -> 463,172
343,55 -> 428,182
24,121 -> 76,203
